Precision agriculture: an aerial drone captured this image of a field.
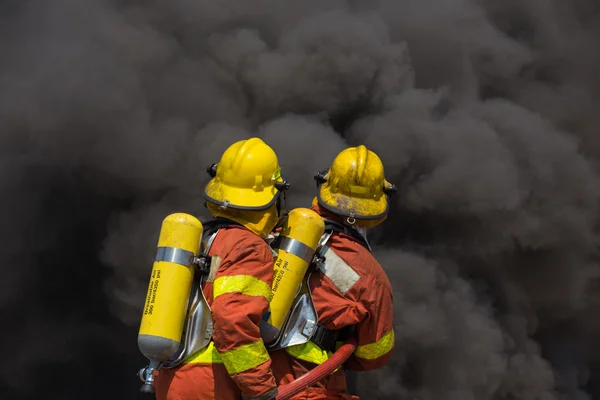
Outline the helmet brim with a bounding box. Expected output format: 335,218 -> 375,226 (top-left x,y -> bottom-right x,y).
203,175 -> 285,211
317,182 -> 389,220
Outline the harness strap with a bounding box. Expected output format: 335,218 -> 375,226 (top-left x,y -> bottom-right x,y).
311,325 -> 337,352
196,218 -> 244,274
307,221 -> 365,352
310,325 -> 356,353
323,220 -> 371,251
202,217 -> 243,237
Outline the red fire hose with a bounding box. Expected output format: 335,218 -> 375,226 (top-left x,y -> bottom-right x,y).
275,337 -> 358,400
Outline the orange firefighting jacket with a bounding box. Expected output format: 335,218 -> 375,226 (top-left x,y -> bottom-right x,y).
270,204 -> 394,398
157,223 -> 278,400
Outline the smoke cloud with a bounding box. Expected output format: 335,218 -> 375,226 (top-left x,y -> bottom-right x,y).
1,0 -> 600,399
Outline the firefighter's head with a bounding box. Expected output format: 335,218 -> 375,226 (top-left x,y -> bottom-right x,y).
314,145 -> 395,229
203,137 -> 290,236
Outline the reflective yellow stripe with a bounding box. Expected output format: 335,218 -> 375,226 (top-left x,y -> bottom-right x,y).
213,275 -> 272,300
184,341 -> 223,364
354,329 -> 395,360
285,341 -> 332,365
219,340 -> 271,375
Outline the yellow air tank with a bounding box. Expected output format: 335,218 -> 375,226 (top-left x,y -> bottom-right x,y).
262,208 -> 325,344
137,213 -> 203,394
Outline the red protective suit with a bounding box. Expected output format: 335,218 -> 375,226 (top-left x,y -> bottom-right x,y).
155,224 -> 278,400
270,204 -> 395,400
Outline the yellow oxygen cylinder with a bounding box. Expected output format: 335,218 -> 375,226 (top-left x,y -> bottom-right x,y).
137,213 -> 203,394
262,208 -> 325,343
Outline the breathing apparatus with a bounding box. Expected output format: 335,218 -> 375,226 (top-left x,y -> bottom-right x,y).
260,207 -> 325,349
137,213 -> 208,395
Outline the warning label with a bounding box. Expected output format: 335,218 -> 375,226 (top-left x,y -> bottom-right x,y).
270,258 -> 288,301
143,268 -> 161,315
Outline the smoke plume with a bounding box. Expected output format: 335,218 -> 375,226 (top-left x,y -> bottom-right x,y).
1,0 -> 600,399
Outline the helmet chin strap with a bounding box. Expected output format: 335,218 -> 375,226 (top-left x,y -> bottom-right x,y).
276,192 -> 289,219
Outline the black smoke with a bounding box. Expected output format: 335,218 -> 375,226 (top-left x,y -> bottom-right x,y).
1,0 -> 600,399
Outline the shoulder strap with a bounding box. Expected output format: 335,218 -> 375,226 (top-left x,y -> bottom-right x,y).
201,217 -> 243,237
196,218 -> 245,274
323,220 -> 371,251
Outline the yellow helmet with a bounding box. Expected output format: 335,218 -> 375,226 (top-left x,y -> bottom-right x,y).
203,137 -> 290,210
314,145 -> 396,220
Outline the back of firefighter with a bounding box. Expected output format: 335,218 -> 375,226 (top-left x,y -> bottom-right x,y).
155,137 -> 287,400
269,145 -> 396,400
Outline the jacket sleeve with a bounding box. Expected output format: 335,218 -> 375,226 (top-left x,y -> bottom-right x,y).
211,231 -> 278,400
345,275 -> 395,371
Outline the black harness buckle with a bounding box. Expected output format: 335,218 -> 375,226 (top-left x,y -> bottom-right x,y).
311,324 -> 357,352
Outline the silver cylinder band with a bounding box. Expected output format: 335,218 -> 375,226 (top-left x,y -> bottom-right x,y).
272,236 -> 315,264
155,247 -> 195,267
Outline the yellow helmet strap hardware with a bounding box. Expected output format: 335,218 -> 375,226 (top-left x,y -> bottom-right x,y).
219,200 -> 230,211
206,163 -> 218,177
346,211 -> 356,225
383,182 -> 398,196
274,181 -> 291,191
313,170 -> 328,187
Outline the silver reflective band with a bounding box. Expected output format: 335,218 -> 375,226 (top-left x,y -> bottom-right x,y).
273,237 -> 314,264
155,247 -> 195,267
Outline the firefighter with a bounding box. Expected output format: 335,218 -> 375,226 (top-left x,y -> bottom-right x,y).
154,137 -> 287,400
270,145 -> 396,400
